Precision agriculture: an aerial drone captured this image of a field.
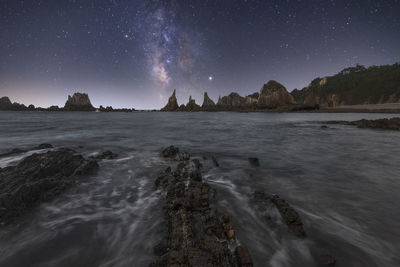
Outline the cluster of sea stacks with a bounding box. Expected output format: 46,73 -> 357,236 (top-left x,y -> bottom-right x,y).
0,93 -> 135,112
161,80 -> 310,112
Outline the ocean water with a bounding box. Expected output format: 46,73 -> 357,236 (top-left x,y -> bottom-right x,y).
0,111 -> 399,267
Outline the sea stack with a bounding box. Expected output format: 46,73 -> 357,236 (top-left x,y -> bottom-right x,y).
0,97 -> 13,110
186,95 -> 201,111
202,92 -> 216,110
161,90 -> 179,111
64,92 -> 95,111
257,80 -> 295,108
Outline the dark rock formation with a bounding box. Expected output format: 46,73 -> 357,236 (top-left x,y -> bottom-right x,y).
186,96 -> 201,111
90,150 -> 118,160
161,90 -> 179,111
151,147 -> 253,266
28,104 -> 35,110
202,92 -> 216,110
211,156 -> 219,167
248,157 -> 260,167
271,195 -> 306,237
0,148 -> 98,225
217,92 -> 246,110
326,117 -> 400,130
99,105 -> 134,112
161,145 -> 180,158
64,92 -> 96,111
0,97 -> 12,110
47,105 -> 61,111
319,254 -> 337,266
0,143 -> 53,158
257,80 -> 295,109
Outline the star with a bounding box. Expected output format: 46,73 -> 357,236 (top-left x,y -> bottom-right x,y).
208,76 -> 213,81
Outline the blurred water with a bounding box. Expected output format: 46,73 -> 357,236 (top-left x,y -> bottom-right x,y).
0,111 -> 399,267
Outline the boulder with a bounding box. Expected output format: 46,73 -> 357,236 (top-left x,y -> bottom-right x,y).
0,148 -> 98,225
161,90 -> 179,111
257,80 -> 295,108
64,92 -> 96,111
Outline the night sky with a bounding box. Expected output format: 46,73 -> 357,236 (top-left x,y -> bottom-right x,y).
1,0 -> 399,109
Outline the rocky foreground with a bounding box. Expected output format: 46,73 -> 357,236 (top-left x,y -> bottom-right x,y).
324,117 -> 400,130
0,145 -> 107,225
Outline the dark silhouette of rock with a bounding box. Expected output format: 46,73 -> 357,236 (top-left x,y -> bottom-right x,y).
258,80 -> 295,108
326,117 -> 400,130
271,194 -> 306,237
161,90 -> 179,111
28,104 -> 35,110
64,92 -> 96,111
151,146 -> 252,266
90,150 -> 118,160
211,156 -> 219,167
186,96 -> 201,111
47,105 -> 61,111
35,143 -> 53,150
235,246 -> 253,267
0,148 -> 98,225
248,157 -> 260,167
0,97 -> 12,110
202,92 -> 216,110
161,145 -> 179,158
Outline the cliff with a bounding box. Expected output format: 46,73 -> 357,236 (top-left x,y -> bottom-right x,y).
291,63 -> 400,107
64,93 -> 96,111
257,80 -> 295,108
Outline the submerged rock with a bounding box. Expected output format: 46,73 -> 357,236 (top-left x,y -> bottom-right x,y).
161,146 -> 180,158
248,157 -> 260,167
325,117 -> 400,130
161,90 -> 179,111
0,148 -> 98,225
90,150 -> 118,160
271,195 -> 306,237
64,92 -> 96,111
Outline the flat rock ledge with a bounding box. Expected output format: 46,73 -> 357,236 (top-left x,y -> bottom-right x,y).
151,146 -> 253,267
0,147 -> 98,225
324,117 -> 400,130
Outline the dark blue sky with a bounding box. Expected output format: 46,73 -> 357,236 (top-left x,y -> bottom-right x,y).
0,0 -> 399,109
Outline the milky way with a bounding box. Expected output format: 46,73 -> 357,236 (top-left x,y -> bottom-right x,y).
0,0 -> 399,109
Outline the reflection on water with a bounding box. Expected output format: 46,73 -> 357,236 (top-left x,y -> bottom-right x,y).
0,111 -> 399,267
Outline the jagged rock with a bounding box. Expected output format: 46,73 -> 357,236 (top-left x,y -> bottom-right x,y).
257,80 -> 295,108
90,151 -> 118,160
186,96 -> 201,111
161,146 -> 180,158
248,157 -> 260,167
271,195 -> 306,236
151,146 -> 252,267
0,148 -> 98,225
64,92 -> 95,111
202,92 -> 216,110
161,90 -> 179,111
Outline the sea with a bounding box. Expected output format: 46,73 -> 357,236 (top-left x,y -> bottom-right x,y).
0,111 -> 399,267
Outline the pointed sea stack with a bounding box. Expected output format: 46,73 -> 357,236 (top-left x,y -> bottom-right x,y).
201,92 -> 216,110
257,80 -> 294,109
64,92 -> 95,111
161,90 -> 179,111
0,97 -> 13,110
186,96 -> 201,111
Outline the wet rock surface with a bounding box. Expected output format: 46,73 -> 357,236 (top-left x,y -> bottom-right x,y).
0,143 -> 53,158
0,148 -> 98,225
89,150 -> 118,160
151,147 -> 253,267
325,117 -> 400,130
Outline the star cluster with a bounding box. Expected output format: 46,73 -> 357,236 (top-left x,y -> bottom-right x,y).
0,0 -> 399,108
